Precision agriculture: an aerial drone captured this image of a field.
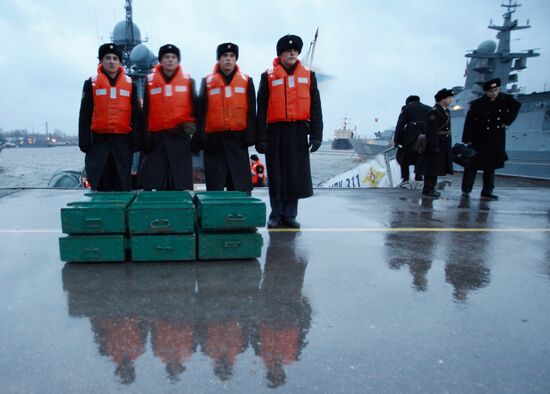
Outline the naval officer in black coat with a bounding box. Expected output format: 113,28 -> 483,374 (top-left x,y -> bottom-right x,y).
78,43 -> 142,191
461,78 -> 521,199
256,34 -> 323,229
394,95 -> 431,182
194,43 -> 256,193
421,88 -> 454,197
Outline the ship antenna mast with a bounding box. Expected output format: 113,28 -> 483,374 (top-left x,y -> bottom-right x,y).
124,0 -> 135,67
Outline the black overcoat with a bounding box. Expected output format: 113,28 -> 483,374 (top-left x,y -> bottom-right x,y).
78,74 -> 142,191
462,93 -> 521,170
422,104 -> 453,177
137,75 -> 197,190
394,101 -> 431,165
256,70 -> 323,201
194,71 -> 256,192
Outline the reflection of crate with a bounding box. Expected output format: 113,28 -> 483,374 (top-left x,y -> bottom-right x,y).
59,235 -> 126,262
128,191 -> 195,234
198,230 -> 263,260
194,192 -> 266,231
131,234 -> 196,262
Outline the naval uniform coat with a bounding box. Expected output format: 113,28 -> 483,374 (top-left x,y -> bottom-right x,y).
394,101 -> 432,166
78,75 -> 142,190
422,103 -> 453,177
462,93 -> 521,170
194,70 -> 256,192
256,70 -> 323,201
138,74 -> 197,190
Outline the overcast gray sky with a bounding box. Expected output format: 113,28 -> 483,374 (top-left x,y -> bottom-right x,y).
0,0 -> 548,138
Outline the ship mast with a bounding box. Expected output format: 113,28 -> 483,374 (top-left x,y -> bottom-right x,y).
465,0 -> 539,93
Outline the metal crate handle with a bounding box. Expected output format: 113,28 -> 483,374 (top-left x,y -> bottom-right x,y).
155,245 -> 174,251
225,214 -> 246,222
223,241 -> 242,248
82,248 -> 102,258
151,219 -> 171,228
84,218 -> 102,228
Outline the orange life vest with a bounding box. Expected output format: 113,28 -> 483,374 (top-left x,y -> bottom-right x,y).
90,65 -> 133,134
147,64 -> 195,132
266,58 -> 311,124
205,64 -> 249,132
251,161 -> 266,186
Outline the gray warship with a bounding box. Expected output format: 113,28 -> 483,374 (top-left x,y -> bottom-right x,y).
450,0 -> 549,179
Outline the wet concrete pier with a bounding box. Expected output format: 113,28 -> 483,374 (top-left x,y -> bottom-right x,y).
0,185 -> 549,393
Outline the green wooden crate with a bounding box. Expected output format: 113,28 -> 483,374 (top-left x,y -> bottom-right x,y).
197,231 -> 263,260
194,193 -> 266,230
130,234 -> 196,261
59,235 -> 126,262
61,201 -> 127,234
84,191 -> 137,203
128,191 -> 195,234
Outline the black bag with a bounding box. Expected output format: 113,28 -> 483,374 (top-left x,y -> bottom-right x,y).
452,143 -> 477,167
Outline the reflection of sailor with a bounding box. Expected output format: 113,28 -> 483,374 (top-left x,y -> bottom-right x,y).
151,320 -> 194,382
252,232 -> 312,388
196,260 -> 261,381
394,95 -> 431,183
91,317 -> 147,384
62,263 -> 197,384
444,200 -> 491,301
385,198 -> 436,291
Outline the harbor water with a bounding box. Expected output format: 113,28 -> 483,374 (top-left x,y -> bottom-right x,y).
0,145 -> 360,188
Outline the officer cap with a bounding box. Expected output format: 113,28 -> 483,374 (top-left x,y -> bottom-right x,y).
482,78 -> 501,91
276,34 -> 303,56
405,95 -> 420,105
158,44 -> 181,61
434,88 -> 454,102
217,42 -> 239,60
98,43 -> 122,61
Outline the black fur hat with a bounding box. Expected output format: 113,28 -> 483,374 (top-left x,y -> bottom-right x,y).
276,34 -> 303,56
158,44 -> 181,61
98,43 -> 122,61
217,43 -> 239,60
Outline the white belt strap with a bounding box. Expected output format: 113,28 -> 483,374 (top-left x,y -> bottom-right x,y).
288,76 -> 295,88
225,86 -> 232,98
110,87 -> 117,99
165,85 -> 173,97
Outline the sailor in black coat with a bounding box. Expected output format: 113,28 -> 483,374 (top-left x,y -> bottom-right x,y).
394,95 -> 431,182
138,45 -> 197,191
421,88 -> 454,197
194,43 -> 256,192
461,78 -> 521,199
78,44 -> 142,191
256,35 -> 323,229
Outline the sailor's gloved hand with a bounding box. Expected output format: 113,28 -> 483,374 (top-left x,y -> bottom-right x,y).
182,122 -> 196,136
308,139 -> 321,153
255,142 -> 268,154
